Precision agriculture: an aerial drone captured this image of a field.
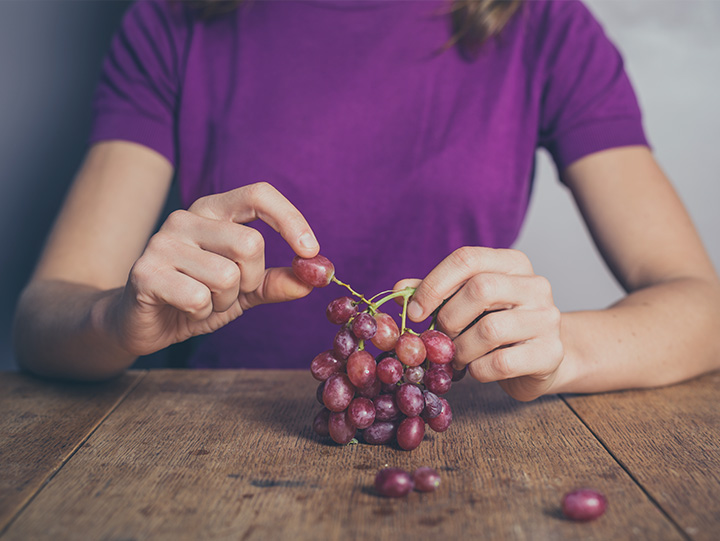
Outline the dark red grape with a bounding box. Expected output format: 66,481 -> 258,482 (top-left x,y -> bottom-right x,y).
333,327 -> 359,359
362,421 -> 398,445
421,329 -> 455,365
292,254 -> 335,288
413,467 -> 441,492
396,383 -> 424,417
395,332 -> 426,367
351,312 -> 377,340
424,366 -> 452,395
452,365 -> 467,381
373,393 -> 401,422
310,350 -> 343,381
377,356 -> 403,384
348,397 -> 376,429
371,312 -> 400,351
433,363 -> 453,378
381,382 -> 399,394
404,366 -> 425,385
346,350 -> 376,389
562,489 -> 608,521
326,296 -> 357,325
328,410 -> 356,445
374,468 -> 414,497
322,373 -> 355,412
396,416 -> 425,451
316,381 -> 326,405
426,397 -> 452,432
313,408 -> 331,437
421,390 -> 442,419
356,377 -> 382,399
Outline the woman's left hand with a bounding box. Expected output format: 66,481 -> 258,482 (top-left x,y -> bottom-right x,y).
395,247 -> 564,401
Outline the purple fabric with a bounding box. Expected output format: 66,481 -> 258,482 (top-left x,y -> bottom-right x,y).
90,0 -> 648,369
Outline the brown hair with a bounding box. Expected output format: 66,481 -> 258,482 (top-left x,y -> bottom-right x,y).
194,0 -> 523,55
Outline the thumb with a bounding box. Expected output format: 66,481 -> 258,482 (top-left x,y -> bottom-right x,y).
239,267 -> 313,310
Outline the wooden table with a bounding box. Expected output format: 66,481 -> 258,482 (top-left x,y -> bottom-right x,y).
1,369 -> 718,540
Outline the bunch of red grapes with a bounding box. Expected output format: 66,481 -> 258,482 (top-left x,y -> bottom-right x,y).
292,254 -> 466,451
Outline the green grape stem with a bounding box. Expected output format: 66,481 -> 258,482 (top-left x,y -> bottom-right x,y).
331,276 -> 372,306
330,276 -> 417,332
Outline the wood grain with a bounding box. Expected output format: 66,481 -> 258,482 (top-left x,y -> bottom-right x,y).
2,369 -> 682,540
564,371 -> 720,541
0,371 -> 144,533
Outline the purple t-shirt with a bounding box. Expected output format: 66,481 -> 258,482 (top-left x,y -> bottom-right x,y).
90,0 -> 648,369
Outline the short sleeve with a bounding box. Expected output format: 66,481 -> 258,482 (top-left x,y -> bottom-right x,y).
536,1 -> 649,173
89,0 -> 188,165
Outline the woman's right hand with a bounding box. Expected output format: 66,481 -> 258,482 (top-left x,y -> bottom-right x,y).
108,182 -> 319,356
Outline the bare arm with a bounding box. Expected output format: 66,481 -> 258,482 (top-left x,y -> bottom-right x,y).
553,146 -> 720,393
14,141 -> 174,379
14,141 -> 320,381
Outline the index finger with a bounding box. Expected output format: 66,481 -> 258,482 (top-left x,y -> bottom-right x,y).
408,247 -> 533,322
188,182 -> 319,258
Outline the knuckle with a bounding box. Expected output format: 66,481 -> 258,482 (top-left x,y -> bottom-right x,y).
163,209 -> 194,232
466,273 -> 496,302
241,227 -> 265,258
533,275 -> 553,299
449,246 -> 480,272
185,287 -> 212,314
545,305 -> 562,327
215,262 -> 241,291
489,348 -> 513,379
145,231 -> 174,255
129,257 -> 155,288
477,313 -> 504,345
505,249 -> 532,273
246,181 -> 276,204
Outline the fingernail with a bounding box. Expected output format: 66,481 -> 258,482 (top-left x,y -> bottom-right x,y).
407,301 -> 423,320
298,232 -> 318,250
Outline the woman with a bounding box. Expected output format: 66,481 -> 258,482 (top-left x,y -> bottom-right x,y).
13,0 -> 720,401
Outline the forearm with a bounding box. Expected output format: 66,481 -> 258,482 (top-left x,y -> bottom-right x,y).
13,280 -> 137,381
551,276 -> 720,394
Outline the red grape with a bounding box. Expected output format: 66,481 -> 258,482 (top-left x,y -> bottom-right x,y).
362,421 -> 398,445
316,381 -> 326,405
404,366 -> 425,385
373,393 -> 401,421
371,312 -> 400,351
292,254 -> 335,288
421,390 -> 442,418
326,296 -> 357,325
562,489 -> 608,521
374,468 -> 414,498
396,383 -> 424,417
328,410 -> 356,445
424,366 -> 452,395
322,373 -> 355,412
413,467 -> 441,492
396,416 -> 425,451
351,312 -> 377,340
333,327 -> 359,359
356,377 -> 382,399
346,350 -> 377,389
452,365 -> 467,381
426,397 -> 452,432
377,356 -> 403,384
421,329 -> 455,365
395,332 -> 426,367
348,397 -> 376,429
310,350 -> 343,381
313,408 -> 331,437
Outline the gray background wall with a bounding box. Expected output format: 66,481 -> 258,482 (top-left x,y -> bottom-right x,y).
1,1 -> 718,371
